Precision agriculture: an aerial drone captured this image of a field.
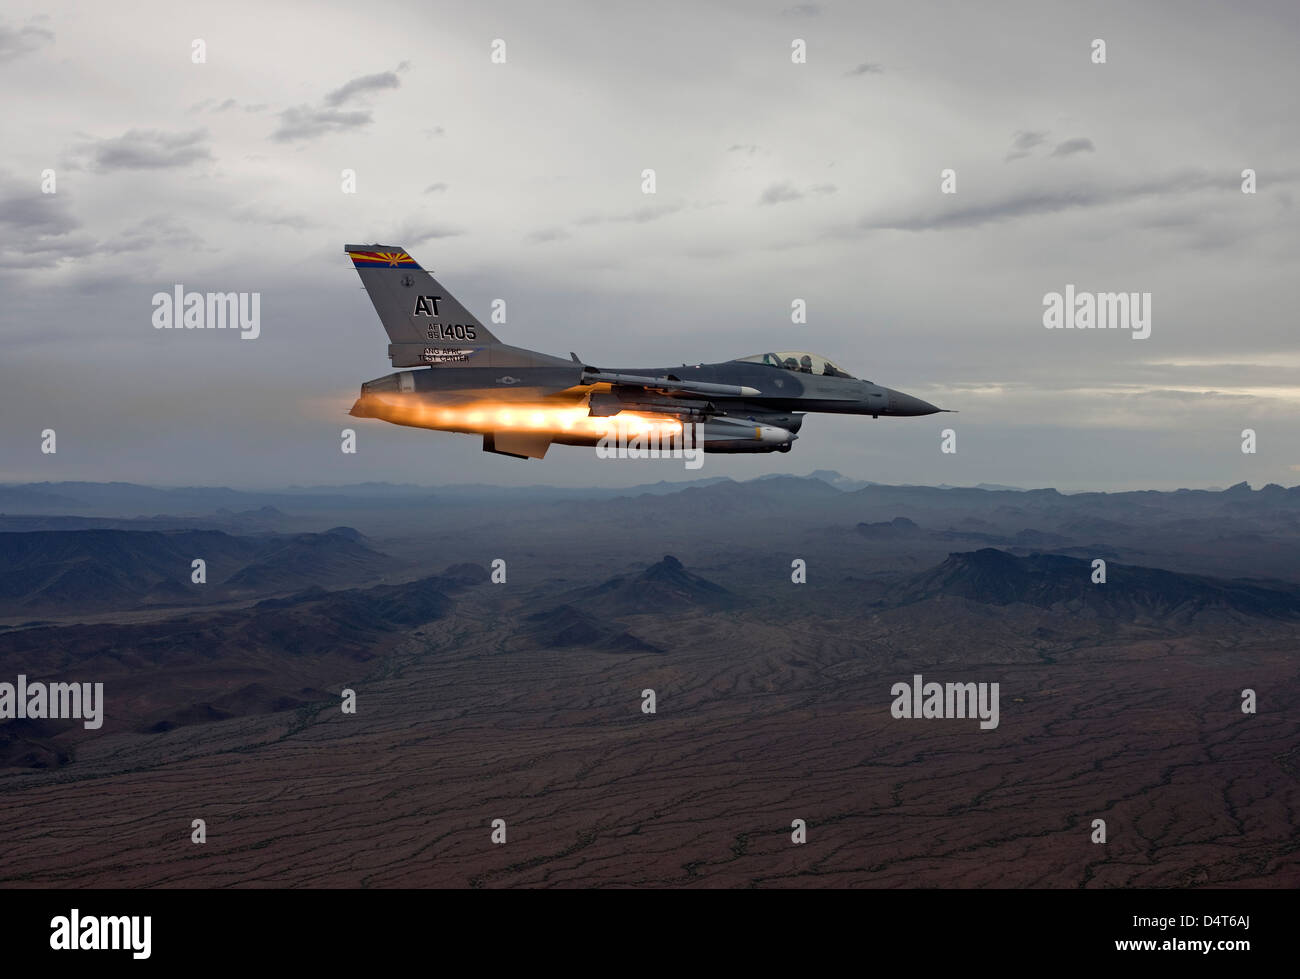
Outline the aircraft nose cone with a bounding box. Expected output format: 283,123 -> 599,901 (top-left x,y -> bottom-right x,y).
885,388 -> 942,416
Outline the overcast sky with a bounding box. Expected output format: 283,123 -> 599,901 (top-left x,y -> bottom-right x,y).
1,0 -> 1297,491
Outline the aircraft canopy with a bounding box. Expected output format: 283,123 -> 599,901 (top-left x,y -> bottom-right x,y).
737,351 -> 855,379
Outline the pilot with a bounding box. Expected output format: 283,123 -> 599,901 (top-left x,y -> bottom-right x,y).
799,355 -> 813,373
783,356 -> 799,370
823,361 -> 836,376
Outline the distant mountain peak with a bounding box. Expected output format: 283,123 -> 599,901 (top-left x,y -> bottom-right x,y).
323,526 -> 364,541
522,603 -> 659,652
887,548 -> 1300,625
857,516 -> 923,539
805,470 -> 875,492
569,555 -> 739,615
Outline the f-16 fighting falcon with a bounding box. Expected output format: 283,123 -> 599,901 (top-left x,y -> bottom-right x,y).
345,245 -> 948,459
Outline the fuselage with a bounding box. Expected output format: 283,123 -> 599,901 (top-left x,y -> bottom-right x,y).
601,359 -> 942,417
351,351 -> 942,456
343,245 -> 946,458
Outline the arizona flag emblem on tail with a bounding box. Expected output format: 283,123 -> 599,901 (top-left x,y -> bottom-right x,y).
347,249 -> 421,269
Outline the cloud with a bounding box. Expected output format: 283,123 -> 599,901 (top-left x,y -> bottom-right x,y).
197,98 -> 265,114
526,227 -> 569,244
1005,130 -> 1048,161
576,202 -> 685,225
0,171 -> 79,236
760,181 -> 803,205
0,235 -> 100,271
231,204 -> 316,229
858,188 -> 1101,231
272,67 -> 404,142
856,170 -> 1234,232
424,182 -> 448,194
1052,137 -> 1095,157
728,143 -> 760,155
272,106 -> 372,142
782,4 -> 821,16
78,129 -> 212,170
111,215 -> 204,252
760,181 -> 834,205
324,70 -> 401,107
0,20 -> 53,62
0,177 -> 209,271
392,224 -> 465,246
0,171 -> 97,271
846,62 -> 884,76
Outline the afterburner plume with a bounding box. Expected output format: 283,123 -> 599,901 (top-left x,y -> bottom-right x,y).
351,395 -> 684,443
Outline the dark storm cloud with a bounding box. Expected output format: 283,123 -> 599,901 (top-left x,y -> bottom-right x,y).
1052,137 -> 1095,157
324,70 -> 402,106
0,20 -> 53,62
79,129 -> 212,170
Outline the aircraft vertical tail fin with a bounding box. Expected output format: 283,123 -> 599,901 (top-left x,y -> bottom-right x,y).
345,244 -> 500,367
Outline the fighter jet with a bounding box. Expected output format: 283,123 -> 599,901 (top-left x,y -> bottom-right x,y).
345,245 -> 947,459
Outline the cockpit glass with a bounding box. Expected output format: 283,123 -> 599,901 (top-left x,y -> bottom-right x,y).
739,351 -> 855,379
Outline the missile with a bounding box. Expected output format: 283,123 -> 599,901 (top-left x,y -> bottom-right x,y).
582,370 -> 761,399
697,417 -> 797,453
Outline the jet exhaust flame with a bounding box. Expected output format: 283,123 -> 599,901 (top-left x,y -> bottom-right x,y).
352,395 -> 684,442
